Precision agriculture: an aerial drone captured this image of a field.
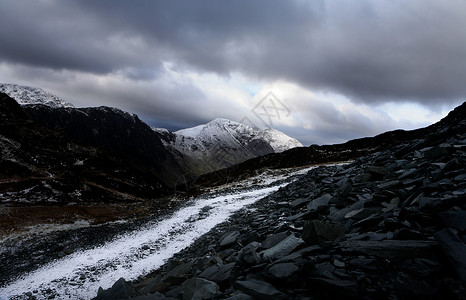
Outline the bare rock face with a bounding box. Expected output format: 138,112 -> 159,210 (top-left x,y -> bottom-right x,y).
0,92 -> 187,207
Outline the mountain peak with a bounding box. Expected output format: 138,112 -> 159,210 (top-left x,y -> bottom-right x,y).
0,83 -> 74,108
164,117 -> 302,174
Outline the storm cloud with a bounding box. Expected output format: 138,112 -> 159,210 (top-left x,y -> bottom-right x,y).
0,0 -> 465,144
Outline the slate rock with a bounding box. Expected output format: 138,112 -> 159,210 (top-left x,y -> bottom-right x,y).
199,263 -> 235,283
308,277 -> 359,297
95,278 -> 135,300
182,277 -> 220,300
261,232 -> 289,249
234,280 -> 288,300
366,166 -> 386,176
439,210 -> 466,231
344,208 -> 381,220
289,198 -> 310,209
260,234 -> 304,261
302,220 -> 345,246
267,262 -> 299,279
162,263 -> 191,285
307,193 -> 332,212
135,275 -> 161,294
337,178 -> 352,195
396,275 -> 438,298
394,228 -> 426,240
237,242 -> 262,266
328,198 -> 369,224
220,231 -> 240,247
435,228 -> 466,282
224,293 -> 254,300
338,240 -> 438,260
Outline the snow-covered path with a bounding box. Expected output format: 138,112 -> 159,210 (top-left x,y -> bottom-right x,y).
0,167 -> 313,299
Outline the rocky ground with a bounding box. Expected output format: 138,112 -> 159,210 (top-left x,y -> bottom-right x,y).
95,128 -> 466,299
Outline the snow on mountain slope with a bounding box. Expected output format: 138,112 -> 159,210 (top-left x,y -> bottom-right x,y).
257,128 -> 303,153
0,83 -> 74,108
154,118 -> 302,174
175,118 -> 302,154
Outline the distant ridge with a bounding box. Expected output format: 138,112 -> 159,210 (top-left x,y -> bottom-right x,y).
0,83 -> 74,108
154,118 -> 302,174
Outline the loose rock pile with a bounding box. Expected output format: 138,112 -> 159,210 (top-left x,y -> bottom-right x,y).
96,115 -> 466,299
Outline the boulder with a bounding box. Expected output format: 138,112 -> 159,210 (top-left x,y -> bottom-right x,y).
220,231 -> 240,247
199,263 -> 235,284
302,220 -> 345,246
95,278 -> 135,300
338,240 -> 438,260
260,234 -> 304,261
435,228 -> 466,282
234,280 -> 288,300
267,262 -> 299,279
182,278 -> 220,300
307,193 -> 332,213
261,232 -> 288,249
237,242 -> 262,266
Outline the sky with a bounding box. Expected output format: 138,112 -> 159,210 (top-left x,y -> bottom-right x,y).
0,0 -> 465,145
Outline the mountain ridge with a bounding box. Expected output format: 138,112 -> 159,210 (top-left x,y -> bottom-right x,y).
0,83 -> 74,108
193,100 -> 466,188
155,118 -> 302,175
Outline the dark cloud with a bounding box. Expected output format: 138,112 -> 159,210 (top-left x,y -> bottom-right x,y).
1,0 -> 465,145
1,0 -> 465,104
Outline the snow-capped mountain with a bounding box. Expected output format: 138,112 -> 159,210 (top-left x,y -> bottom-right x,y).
0,83 -> 74,108
154,118 -> 302,174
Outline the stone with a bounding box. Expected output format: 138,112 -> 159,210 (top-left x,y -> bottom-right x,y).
398,168 -> 418,180
260,234 -> 304,261
289,198 -> 310,209
287,212 -> 307,222
352,214 -> 384,228
344,208 -> 381,220
337,178 -> 352,195
267,262 -> 299,279
237,231 -> 260,246
220,231 -> 240,247
307,193 -> 332,212
338,240 -> 438,260
199,263 -> 235,283
182,277 -> 220,300
328,198 -> 369,224
396,275 -> 438,298
135,275 -> 161,294
394,228 -> 425,240
234,280 -> 288,300
302,220 -> 345,246
261,232 -> 289,249
366,166 -> 386,176
435,228 -> 466,282
381,197 -> 399,213
308,277 -> 358,297
439,210 -> 466,231
94,278 -> 135,300
162,263 -> 191,285
224,293 -> 254,300
314,262 -> 337,280
237,242 -> 262,266
423,145 -> 450,160
333,259 -> 345,268
132,293 -> 169,300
